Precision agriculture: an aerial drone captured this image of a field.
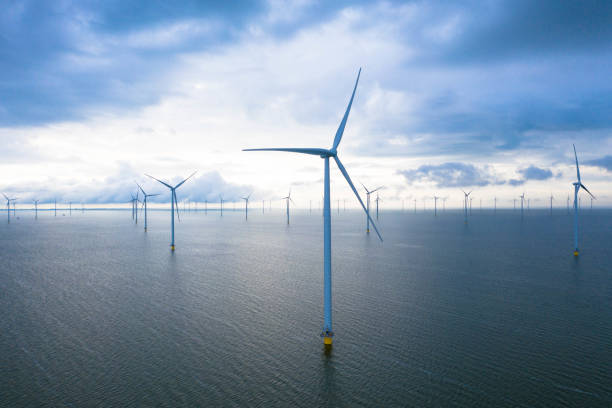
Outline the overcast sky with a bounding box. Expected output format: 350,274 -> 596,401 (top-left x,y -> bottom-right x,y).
2,0 -> 611,208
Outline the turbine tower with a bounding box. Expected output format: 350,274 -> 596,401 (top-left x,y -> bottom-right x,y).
242,193 -> 251,220
361,184 -> 383,233
244,68 -> 382,346
146,171 -> 196,250
33,200 -> 39,219
520,193 -> 525,219
219,195 -> 224,217
137,182 -> 160,232
571,145 -> 595,256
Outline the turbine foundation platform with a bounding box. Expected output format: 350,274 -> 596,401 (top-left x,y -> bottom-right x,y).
321,330 -> 334,345
171,245 -> 175,251
574,250 -> 579,257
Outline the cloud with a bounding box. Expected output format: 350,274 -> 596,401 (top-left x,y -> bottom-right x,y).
508,165 -> 553,186
585,155 -> 612,172
0,162 -> 254,204
397,162 -> 503,188
517,165 -> 553,180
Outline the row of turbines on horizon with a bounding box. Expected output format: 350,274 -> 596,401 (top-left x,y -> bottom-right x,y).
0,69 -> 599,346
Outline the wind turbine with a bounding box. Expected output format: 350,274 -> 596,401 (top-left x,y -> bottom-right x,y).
550,194 -> 554,216
461,190 -> 471,224
433,195 -> 439,217
413,198 -> 417,213
33,200 -> 39,219
242,193 -> 251,220
361,184 -> 383,233
571,144 -> 595,256
134,190 -> 140,224
3,193 -> 17,223
374,192 -> 382,220
137,183 -> 159,232
54,199 -> 57,217
146,171 -> 196,250
69,202 -> 72,215
243,68 -> 382,346
519,193 -> 525,219
282,190 -> 294,225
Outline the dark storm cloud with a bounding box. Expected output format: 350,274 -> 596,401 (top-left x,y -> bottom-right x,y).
439,0 -> 612,63
585,155 -> 612,172
0,0 -> 264,126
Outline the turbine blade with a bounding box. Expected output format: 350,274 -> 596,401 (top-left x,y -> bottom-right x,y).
174,192 -> 181,222
149,194 -> 160,197
243,147 -> 331,156
573,144 -> 581,182
580,183 -> 595,199
360,183 -> 370,194
2,193 -> 8,200
332,68 -> 361,151
334,156 -> 383,242
145,174 -> 172,189
136,182 -> 146,196
175,171 -> 197,189
370,186 -> 384,193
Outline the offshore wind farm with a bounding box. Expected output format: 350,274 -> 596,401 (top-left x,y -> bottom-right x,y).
2,1 -> 612,407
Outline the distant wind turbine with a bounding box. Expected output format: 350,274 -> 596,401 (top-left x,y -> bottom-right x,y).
550,194 -> 554,216
33,200 -> 39,219
374,192 -> 382,220
461,190 -> 471,224
219,195 -> 224,217
242,193 -> 251,220
433,195 -> 439,217
571,144 -> 595,256
361,184 -> 383,233
146,171 -> 196,250
282,190 -> 294,225
520,193 -> 525,219
137,182 -> 160,232
3,193 -> 17,223
243,68 -> 382,346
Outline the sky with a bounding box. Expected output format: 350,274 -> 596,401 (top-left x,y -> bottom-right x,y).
1,0 -> 612,209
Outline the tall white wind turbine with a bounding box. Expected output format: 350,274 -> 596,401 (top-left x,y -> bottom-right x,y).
243,68 -> 382,346
571,144 -> 595,256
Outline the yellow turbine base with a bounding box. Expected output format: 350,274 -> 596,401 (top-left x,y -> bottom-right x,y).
323,336 -> 333,345
171,245 -> 175,251
573,251 -> 579,257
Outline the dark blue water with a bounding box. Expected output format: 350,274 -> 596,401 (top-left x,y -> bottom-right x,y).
1,208 -> 611,407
